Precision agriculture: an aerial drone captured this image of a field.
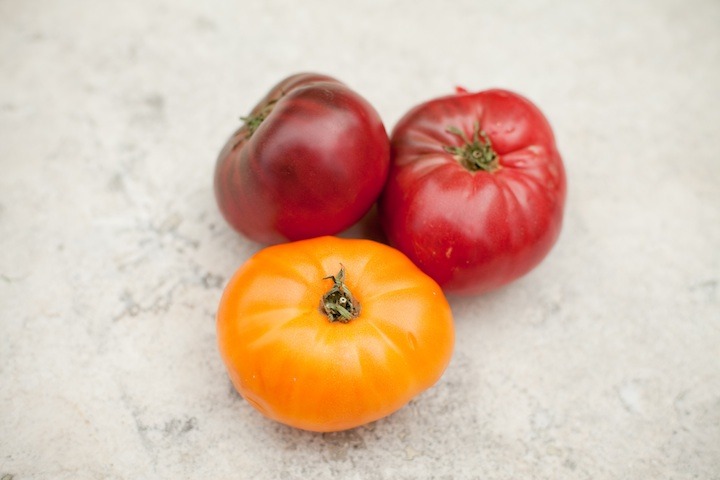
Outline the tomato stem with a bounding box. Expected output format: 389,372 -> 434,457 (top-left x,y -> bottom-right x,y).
443,122 -> 500,173
240,98 -> 280,138
321,265 -> 360,323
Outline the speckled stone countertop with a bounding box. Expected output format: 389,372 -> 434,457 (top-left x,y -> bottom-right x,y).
1,0 -> 719,478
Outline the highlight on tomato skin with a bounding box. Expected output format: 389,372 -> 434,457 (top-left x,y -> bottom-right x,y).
216,236 -> 455,432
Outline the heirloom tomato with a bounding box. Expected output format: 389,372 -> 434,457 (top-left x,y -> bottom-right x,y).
216,236 -> 454,432
214,73 -> 390,244
379,88 -> 566,295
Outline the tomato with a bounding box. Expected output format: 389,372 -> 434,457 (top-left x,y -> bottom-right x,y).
379,88 -> 566,295
216,236 -> 454,432
214,73 -> 390,244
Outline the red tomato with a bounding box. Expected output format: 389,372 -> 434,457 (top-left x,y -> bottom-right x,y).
214,73 -> 390,244
379,88 -> 566,295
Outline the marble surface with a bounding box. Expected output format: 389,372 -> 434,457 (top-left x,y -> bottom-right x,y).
1,0 -> 719,478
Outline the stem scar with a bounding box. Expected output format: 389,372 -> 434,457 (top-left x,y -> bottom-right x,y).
320,264 -> 360,323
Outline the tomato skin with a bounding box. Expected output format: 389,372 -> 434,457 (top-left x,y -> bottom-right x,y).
379,88 -> 566,295
214,73 -> 390,244
216,236 -> 454,432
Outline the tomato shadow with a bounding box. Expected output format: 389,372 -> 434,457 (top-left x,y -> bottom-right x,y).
253,365 -> 482,465
338,204 -> 388,244
251,407 -> 385,463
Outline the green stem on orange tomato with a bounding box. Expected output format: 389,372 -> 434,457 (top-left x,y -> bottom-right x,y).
321,265 -> 360,323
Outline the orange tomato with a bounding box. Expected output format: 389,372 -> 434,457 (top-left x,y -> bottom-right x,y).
217,236 -> 454,432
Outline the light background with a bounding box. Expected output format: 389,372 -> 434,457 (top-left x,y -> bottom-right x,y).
1,0 -> 719,478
